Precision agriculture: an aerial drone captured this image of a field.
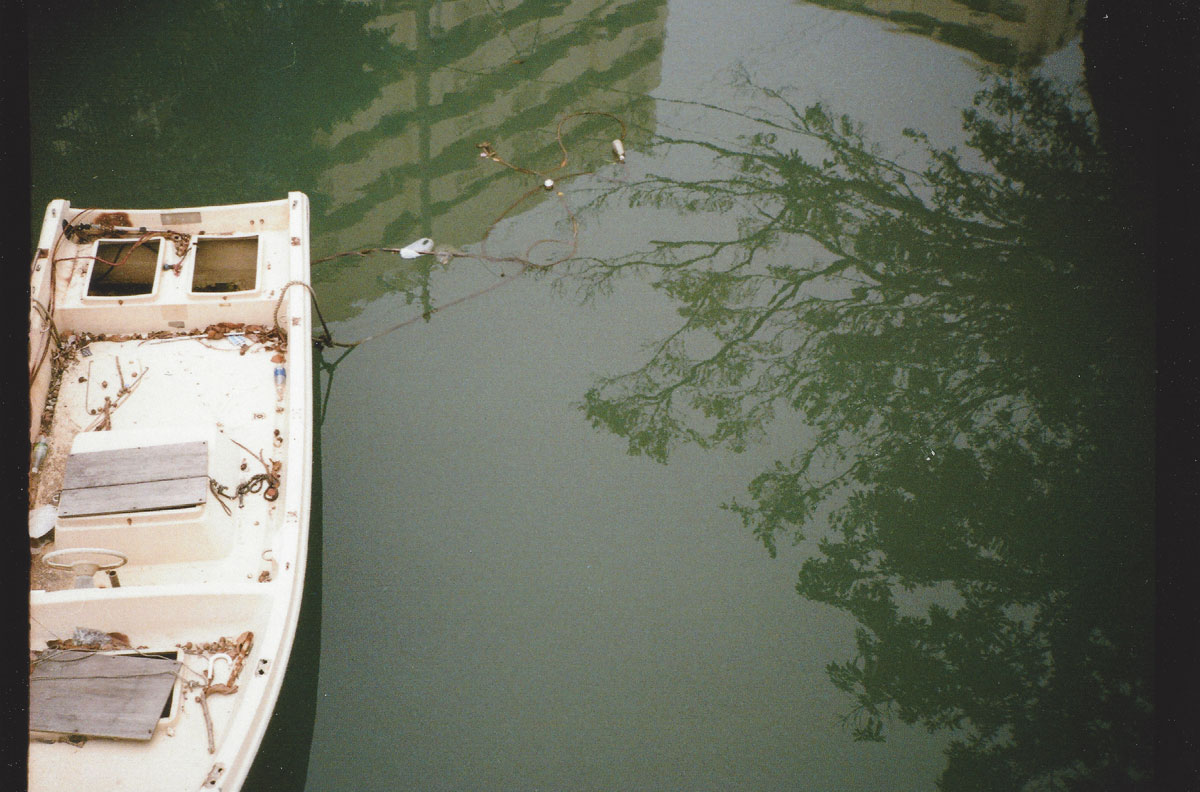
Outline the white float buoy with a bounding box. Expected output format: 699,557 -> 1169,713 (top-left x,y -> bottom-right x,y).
398,237 -> 435,259
612,139 -> 625,162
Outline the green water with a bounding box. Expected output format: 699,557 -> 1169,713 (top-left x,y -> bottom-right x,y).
29,1 -> 1154,789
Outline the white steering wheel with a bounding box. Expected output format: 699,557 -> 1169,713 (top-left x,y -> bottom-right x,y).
42,547 -> 128,587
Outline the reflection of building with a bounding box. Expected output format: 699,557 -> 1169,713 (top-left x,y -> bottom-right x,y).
801,0 -> 1085,66
313,0 -> 667,319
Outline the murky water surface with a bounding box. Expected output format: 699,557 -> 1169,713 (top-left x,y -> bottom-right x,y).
30,1 -> 1153,789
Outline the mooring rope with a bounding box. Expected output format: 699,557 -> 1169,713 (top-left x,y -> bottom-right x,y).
294,110 -> 625,350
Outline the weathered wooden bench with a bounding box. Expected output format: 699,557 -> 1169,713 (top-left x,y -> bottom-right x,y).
57,441 -> 209,518
30,651 -> 181,740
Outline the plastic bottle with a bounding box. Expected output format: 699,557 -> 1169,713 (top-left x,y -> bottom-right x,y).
31,435 -> 48,474
274,365 -> 287,401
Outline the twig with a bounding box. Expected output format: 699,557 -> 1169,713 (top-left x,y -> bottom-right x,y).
228,438 -> 270,474
83,366 -> 149,432
198,693 -> 215,753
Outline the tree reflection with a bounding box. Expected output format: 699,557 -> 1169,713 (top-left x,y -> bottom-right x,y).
574,74 -> 1153,788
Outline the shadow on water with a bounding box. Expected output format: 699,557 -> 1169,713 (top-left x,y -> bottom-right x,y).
242,362 -> 327,792
568,71 -> 1155,789
26,0 -> 395,239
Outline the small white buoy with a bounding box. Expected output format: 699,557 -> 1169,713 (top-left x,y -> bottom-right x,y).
399,237 -> 434,259
543,179 -> 555,190
612,139 -> 625,162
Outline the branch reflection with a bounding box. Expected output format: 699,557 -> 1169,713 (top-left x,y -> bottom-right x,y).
573,73 -> 1153,788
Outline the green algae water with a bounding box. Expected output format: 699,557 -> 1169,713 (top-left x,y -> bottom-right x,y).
29,1 -> 1154,789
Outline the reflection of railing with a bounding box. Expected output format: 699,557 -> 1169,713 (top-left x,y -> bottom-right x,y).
800,0 -> 1085,66
312,0 -> 668,321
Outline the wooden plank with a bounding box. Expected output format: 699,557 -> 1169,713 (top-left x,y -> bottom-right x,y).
29,652 -> 181,740
58,476 -> 209,518
62,441 -> 208,490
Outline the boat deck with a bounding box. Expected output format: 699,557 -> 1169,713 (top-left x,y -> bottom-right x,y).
30,328 -> 291,593
27,325 -> 300,789
28,193 -> 312,792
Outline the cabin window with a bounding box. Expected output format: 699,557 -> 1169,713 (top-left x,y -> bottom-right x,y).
87,239 -> 161,297
191,237 -> 259,293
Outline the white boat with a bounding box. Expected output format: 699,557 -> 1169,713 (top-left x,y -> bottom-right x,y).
27,193 -> 314,791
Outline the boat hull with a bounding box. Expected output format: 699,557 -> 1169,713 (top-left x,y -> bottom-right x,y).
28,194 -> 313,792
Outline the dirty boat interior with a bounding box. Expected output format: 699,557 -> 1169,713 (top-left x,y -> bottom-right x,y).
27,194 -> 312,791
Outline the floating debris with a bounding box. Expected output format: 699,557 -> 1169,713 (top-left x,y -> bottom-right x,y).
305,110 -> 629,350
433,244 -> 465,265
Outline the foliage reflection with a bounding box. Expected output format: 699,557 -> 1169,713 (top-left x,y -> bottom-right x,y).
573,73 -> 1153,789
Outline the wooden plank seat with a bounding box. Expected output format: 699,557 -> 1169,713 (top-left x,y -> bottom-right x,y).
29,651 -> 181,740
57,441 -> 209,518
